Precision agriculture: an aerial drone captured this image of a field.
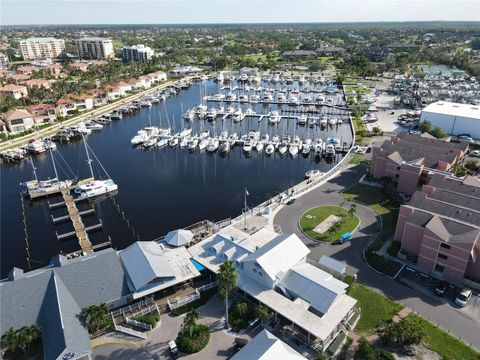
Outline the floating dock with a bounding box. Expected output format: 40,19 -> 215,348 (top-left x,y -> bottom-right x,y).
56,189 -> 94,253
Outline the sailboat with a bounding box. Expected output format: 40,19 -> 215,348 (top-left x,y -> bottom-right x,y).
74,135 -> 118,199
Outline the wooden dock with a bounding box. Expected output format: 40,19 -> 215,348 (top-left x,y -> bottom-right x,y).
52,208 -> 95,224
57,189 -> 93,253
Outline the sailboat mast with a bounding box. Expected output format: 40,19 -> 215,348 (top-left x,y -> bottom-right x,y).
30,156 -> 38,182
49,147 -> 59,179
82,134 -> 94,179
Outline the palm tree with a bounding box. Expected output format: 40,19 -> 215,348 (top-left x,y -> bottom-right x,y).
184,308 -> 199,337
1,327 -> 20,353
217,261 -> 238,329
235,302 -> 248,318
256,306 -> 270,324
348,204 -> 357,216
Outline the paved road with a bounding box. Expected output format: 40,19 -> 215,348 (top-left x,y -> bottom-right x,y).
274,165 -> 480,351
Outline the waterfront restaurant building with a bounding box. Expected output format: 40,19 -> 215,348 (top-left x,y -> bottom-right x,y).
189,226 -> 358,353
370,133 -> 468,195
394,174 -> 480,287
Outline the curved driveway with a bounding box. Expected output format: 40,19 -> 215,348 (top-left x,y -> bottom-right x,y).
274,165 -> 480,351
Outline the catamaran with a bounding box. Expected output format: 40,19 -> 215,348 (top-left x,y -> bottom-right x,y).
74,135 -> 118,200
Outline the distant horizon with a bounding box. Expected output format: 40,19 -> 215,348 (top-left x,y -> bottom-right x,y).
1,0 -> 479,26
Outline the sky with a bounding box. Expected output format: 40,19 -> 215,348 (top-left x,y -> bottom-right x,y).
1,0 -> 479,25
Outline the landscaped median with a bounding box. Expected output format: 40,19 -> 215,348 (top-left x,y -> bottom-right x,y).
299,205 -> 360,242
342,184 -> 403,277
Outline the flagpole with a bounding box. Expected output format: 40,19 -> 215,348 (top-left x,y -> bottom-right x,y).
244,187 -> 247,230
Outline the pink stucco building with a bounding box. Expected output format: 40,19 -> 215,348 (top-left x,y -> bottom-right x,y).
394,174 -> 480,286
371,133 -> 468,195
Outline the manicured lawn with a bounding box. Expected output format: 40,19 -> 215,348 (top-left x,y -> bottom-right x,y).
343,184 -> 399,251
348,154 -> 364,165
349,283 -> 403,336
414,314 -> 480,360
299,205 -> 359,242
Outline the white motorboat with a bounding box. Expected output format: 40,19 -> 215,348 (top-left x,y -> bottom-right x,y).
308,116 -> 318,128
206,138 -> 219,153
298,76 -> 306,84
169,137 -> 179,147
199,130 -> 209,139
131,130 -> 148,146
316,95 -> 326,104
288,95 -> 299,105
198,138 -> 209,151
179,137 -> 189,148
238,94 -> 249,102
272,74 -> 280,83
328,117 -> 337,126
243,138 -> 254,153
183,109 -> 195,121
225,93 -> 237,102
213,93 -> 225,101
156,134 -> 171,147
233,109 -> 243,122
180,127 -> 192,137
206,108 -> 217,120
268,111 -> 281,124
187,137 -> 199,151
255,141 -> 264,152
277,93 -> 287,103
85,121 -> 103,130
297,115 -> 307,125
216,73 -> 224,82
245,107 -> 255,116
253,75 -> 261,84
218,141 -> 230,154
263,93 -> 273,102
289,136 -> 301,157
228,133 -> 238,146
278,135 -> 290,155
143,137 -> 157,148
320,116 -> 328,127
302,139 -> 312,155
25,140 -> 47,154
337,118 -> 344,124
265,143 -> 275,155
249,94 -> 260,103
325,143 -> 336,157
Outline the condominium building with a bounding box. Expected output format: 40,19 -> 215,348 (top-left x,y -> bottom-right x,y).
394,174 -> 480,286
19,37 -> 66,61
370,133 -> 468,195
0,53 -> 9,68
76,37 -> 114,60
122,44 -> 154,62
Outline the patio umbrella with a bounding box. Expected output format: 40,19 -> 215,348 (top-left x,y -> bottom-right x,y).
165,229 -> 194,247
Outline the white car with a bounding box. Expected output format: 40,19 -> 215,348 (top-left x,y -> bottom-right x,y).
455,289 -> 472,307
470,150 -> 480,158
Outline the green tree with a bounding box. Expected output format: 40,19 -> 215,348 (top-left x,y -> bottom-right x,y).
348,204 -> 357,216
381,315 -> 425,347
1,324 -> 41,355
465,159 -> 479,172
217,261 -> 238,329
81,303 -> 111,334
256,306 -> 270,323
184,308 -> 199,337
2,327 -> 20,353
235,302 -> 248,318
429,126 -> 447,139
419,120 -> 432,133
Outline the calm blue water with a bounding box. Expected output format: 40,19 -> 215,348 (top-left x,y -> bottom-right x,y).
0,80 -> 352,278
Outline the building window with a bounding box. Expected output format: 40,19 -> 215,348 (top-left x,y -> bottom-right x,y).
440,243 -> 451,250
438,253 -> 448,260
435,264 -> 444,273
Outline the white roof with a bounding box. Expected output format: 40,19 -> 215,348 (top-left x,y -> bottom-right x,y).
120,242 -> 200,296
237,227 -> 278,252
165,229 -> 194,247
238,273 -> 356,342
231,330 -> 306,360
241,234 -> 309,281
318,255 -> 346,275
281,263 -> 348,314
422,101 -> 480,119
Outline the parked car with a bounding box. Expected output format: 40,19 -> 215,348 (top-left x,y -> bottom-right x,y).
470,150 -> 480,158
169,340 -> 179,358
434,281 -> 448,296
455,288 -> 472,307
286,198 -> 296,205
458,134 -> 474,143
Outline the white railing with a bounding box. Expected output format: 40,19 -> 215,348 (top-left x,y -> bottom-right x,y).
114,324 -> 147,339
125,317 -> 153,331
197,281 -> 218,293
168,292 -> 200,310
128,304 -> 159,319
110,296 -> 155,318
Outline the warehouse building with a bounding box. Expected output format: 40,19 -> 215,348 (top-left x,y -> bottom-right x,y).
420,101 -> 480,140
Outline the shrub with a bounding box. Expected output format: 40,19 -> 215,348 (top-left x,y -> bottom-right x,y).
176,324 -> 210,354
228,302 -> 255,332
381,315 -> 425,347
357,336 -> 395,360
133,312 -> 160,328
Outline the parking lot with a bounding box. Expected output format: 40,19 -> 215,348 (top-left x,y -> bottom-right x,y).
397,267 -> 480,324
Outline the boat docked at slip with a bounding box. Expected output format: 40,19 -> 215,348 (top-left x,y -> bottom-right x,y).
265,143 -> 275,156
289,136 -> 301,157
297,114 -> 307,125
278,135 -> 290,155
302,138 -> 312,155
24,140 -> 47,154
183,109 -> 195,121
268,110 -> 281,124
218,140 -> 230,155
187,137 -> 199,151
206,137 -> 219,153
74,135 -> 118,200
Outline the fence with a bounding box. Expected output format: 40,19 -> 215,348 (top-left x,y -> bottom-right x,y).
110,296 -> 155,318
167,281 -> 218,310
125,317 -> 153,331
114,324 -> 147,339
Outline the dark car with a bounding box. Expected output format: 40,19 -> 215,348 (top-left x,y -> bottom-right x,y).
435,281 -> 448,296
286,198 -> 296,205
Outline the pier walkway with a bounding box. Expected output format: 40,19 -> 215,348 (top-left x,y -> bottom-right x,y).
59,189 -> 93,253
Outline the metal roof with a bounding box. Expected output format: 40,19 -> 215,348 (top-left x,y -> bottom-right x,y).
422,101 -> 480,119
120,242 -> 176,291
281,263 -> 348,315
318,255 -> 346,275
231,330 -> 306,360
241,234 -> 309,281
